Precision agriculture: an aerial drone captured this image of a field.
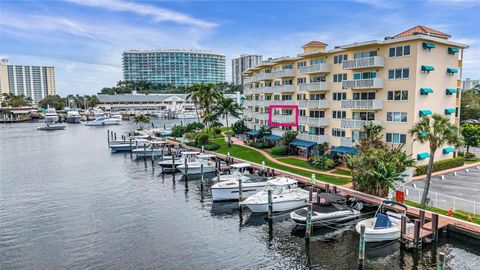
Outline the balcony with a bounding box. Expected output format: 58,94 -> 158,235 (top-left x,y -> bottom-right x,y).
298,100 -> 330,109
263,87 -> 273,94
340,137 -> 359,147
299,116 -> 329,126
271,128 -> 285,136
342,56 -> 384,70
340,99 -> 383,110
271,114 -> 295,123
298,82 -> 330,91
272,69 -> 295,78
298,63 -> 330,74
340,119 -> 382,129
257,73 -> 273,81
246,121 -> 255,130
342,78 -> 384,90
258,113 -> 269,121
272,85 -> 295,93
298,133 -> 329,144
270,100 -> 296,106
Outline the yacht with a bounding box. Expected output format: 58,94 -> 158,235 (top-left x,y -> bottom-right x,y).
355,200 -> 413,243
132,141 -> 167,157
66,110 -> 81,123
176,153 -> 217,174
241,177 -> 309,213
211,173 -> 270,201
110,138 -> 150,152
158,151 -> 198,172
86,116 -> 121,126
290,193 -> 363,228
44,107 -> 59,123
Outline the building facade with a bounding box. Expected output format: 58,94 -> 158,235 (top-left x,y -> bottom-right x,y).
232,54 -> 263,85
462,78 -> 480,90
122,50 -> 225,87
242,26 -> 467,164
0,59 -> 56,103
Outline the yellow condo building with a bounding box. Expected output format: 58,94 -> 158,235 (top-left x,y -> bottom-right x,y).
242,26 -> 468,164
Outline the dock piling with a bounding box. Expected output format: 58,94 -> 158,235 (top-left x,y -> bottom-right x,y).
308,186 -> 313,203
107,130 -> 110,146
238,175 -> 243,202
437,252 -> 445,270
306,203 -> 313,239
267,189 -> 273,219
129,138 -> 132,158
432,213 -> 439,242
200,163 -> 204,183
143,144 -> 147,163
414,219 -> 421,248
325,184 -> 330,193
332,185 -> 337,194
184,157 -> 188,178
359,224 -> 365,267
401,215 -> 406,244
419,210 -> 425,226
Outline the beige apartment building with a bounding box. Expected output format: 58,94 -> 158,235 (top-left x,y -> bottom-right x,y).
242,26 -> 468,164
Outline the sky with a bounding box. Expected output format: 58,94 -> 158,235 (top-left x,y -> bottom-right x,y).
1,0 -> 479,96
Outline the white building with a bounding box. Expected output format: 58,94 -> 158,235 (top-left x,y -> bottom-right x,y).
462,78 -> 480,90
232,54 -> 262,85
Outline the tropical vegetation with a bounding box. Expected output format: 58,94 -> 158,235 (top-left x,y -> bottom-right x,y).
461,122 -> 480,154
38,95 -> 66,110
460,84 -> 480,121
311,155 -> 336,170
231,119 -> 247,135
133,114 -> 150,130
1,93 -> 33,107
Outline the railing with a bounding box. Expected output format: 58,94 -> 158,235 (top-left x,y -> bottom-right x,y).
342,78 -> 384,89
262,87 -> 273,94
299,116 -> 329,126
342,56 -> 384,69
298,100 -> 330,109
340,99 -> 383,110
258,113 -> 269,121
271,114 -> 296,123
298,63 -> 330,74
340,137 -> 359,147
272,85 -> 295,93
340,119 -> 382,129
243,73 -> 273,84
298,82 -> 330,91
298,133 -> 329,144
271,100 -> 296,106
271,128 -> 285,136
272,69 -> 295,78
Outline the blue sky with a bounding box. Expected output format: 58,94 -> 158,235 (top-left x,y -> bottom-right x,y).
1,0 -> 479,96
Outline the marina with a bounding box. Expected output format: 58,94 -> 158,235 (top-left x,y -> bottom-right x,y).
1,121 -> 480,269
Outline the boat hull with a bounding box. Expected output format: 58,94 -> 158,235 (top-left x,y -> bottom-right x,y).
243,199 -> 308,213
38,125 -> 66,131
291,209 -> 360,227
211,185 -> 264,201
66,116 -> 81,123
177,165 -> 216,175
132,149 -> 164,157
355,219 -> 412,243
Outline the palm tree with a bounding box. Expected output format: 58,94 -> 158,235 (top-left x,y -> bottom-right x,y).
185,84 -> 203,123
357,123 -> 385,151
213,97 -> 242,128
202,113 -> 218,129
257,125 -> 272,142
134,114 -> 150,130
409,114 -> 462,206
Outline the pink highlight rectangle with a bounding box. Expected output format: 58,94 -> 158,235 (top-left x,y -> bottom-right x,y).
268,105 -> 299,127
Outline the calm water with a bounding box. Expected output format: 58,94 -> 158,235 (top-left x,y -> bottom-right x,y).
1,121 -> 479,270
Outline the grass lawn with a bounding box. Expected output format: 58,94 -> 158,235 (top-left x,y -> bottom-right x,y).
210,138 -> 351,185
405,200 -> 480,225
331,169 -> 352,176
465,158 -> 480,164
276,157 -> 321,171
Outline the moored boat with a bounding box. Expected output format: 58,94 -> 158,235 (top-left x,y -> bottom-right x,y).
176,153 -> 217,175
38,123 -> 66,131
86,116 -> 121,126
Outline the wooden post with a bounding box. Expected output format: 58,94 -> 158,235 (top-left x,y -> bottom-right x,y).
238,175 -> 243,202
172,156 -> 176,173
332,185 -> 337,194
325,184 -> 330,193
432,214 -> 439,242
267,189 -> 273,219
151,145 -> 154,166
437,252 -> 445,270
200,163 -> 204,183
414,219 -> 421,248
114,133 -> 117,140
184,157 -> 188,175
129,138 -> 132,158
111,131 -> 113,141
400,215 -> 406,244
143,144 -> 147,161
419,210 -> 425,226
359,224 -> 366,266
107,129 -> 110,145
308,187 -> 313,203
306,203 -> 313,239
271,169 -> 275,176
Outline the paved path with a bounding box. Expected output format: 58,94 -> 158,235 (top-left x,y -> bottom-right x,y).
412,161 -> 480,180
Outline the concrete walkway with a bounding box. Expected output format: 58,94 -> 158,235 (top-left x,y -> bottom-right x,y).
412,161 -> 480,180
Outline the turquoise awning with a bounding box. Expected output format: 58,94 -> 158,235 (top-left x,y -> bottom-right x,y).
265,134 -> 282,141
331,146 -> 358,155
420,88 -> 433,95
417,152 -> 430,160
246,130 -> 259,136
443,147 -> 454,154
448,47 -> 459,54
445,108 -> 456,115
420,131 -> 428,137
446,88 -> 457,95
447,68 -> 458,74
421,65 -> 435,72
423,42 -> 436,49
419,110 -> 432,117
290,139 -> 316,148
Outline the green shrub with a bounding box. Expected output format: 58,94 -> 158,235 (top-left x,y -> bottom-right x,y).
184,132 -> 197,141
185,141 -> 197,147
271,145 -> 288,156
249,141 -> 265,149
465,152 -> 476,159
415,157 -> 465,176
214,128 -> 222,135
203,143 -> 220,151
195,133 -> 210,146
232,119 -> 247,135
311,155 -> 336,170
185,122 -> 204,132
171,125 -> 187,137
324,159 -> 336,170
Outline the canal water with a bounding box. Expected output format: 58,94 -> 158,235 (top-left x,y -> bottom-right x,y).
1,121 -> 479,269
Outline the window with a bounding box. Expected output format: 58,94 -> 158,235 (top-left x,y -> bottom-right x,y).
297,78 -> 306,84
387,90 -> 408,101
299,110 -> 306,116
282,79 -> 293,85
353,92 -> 376,100
388,68 -> 409,79
309,110 -> 325,118
297,93 -> 306,100
310,58 -> 326,65
333,54 -> 348,64
386,133 -> 407,144
332,110 -> 346,119
332,128 -> 346,137
353,112 -> 376,121
282,64 -> 293,70
297,61 -> 306,68
310,76 -> 326,82
281,94 -> 292,100
387,112 -> 408,123
333,92 -> 347,101
309,127 -> 325,135
353,72 -> 376,80
274,81 -> 281,86
309,93 -> 325,100
333,73 -> 347,82
389,45 -> 411,57
354,50 -> 377,59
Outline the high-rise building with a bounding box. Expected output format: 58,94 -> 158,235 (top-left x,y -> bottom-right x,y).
242,26 -> 468,164
122,49 -> 225,87
232,54 -> 262,85
0,59 -> 56,103
462,78 -> 480,90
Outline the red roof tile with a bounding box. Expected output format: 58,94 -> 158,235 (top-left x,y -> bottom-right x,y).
394,25 -> 451,39
302,41 -> 328,48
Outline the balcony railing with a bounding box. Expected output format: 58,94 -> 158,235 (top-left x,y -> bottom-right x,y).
342,78 -> 384,89
298,63 -> 330,74
258,113 -> 269,121
271,128 -> 285,136
298,133 -> 329,144
340,137 -> 359,147
298,100 -> 330,109
340,119 -> 382,129
270,100 -> 296,106
272,85 -> 295,93
272,69 -> 295,78
271,114 -> 295,123
342,56 -> 384,70
298,82 -> 329,91
340,99 -> 383,110
243,73 -> 273,84
299,116 -> 329,126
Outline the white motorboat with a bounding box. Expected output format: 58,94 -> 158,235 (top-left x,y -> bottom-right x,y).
355,200 -> 413,243
44,107 -> 59,123
86,116 -> 121,126
211,176 -> 270,202
241,177 -> 309,213
109,138 -> 150,152
212,163 -> 252,182
176,153 -> 217,175
132,141 -> 167,157
290,193 -> 363,228
66,110 -> 81,123
38,123 -> 66,131
158,151 -> 199,171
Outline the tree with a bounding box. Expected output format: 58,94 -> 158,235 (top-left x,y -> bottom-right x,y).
409,114 -> 463,206
231,119 -> 247,135
38,95 -> 65,110
461,87 -> 480,121
202,113 -> 218,129
133,114 -> 150,130
282,130 -> 298,146
257,125 -> 272,142
461,123 -> 480,154
213,97 -> 242,128
356,122 -> 385,152
1,93 -> 33,107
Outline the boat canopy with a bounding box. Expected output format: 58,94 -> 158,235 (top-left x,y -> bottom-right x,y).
231,163 -> 251,168
317,193 -> 347,203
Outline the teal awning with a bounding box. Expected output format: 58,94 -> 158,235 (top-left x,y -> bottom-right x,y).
420,131 -> 428,137
446,88 -> 457,95
423,42 -> 436,49
421,65 -> 435,72
448,47 -> 459,54
290,139 -> 316,148
331,146 -> 358,155
443,147 -> 454,154
420,88 -> 433,95
417,152 -> 430,160
246,130 -> 259,136
265,134 -> 282,141
447,68 -> 458,74
445,108 -> 456,115
419,110 -> 432,117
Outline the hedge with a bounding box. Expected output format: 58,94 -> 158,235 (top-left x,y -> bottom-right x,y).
203,143 -> 220,151
415,157 -> 465,176
271,146 -> 288,156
